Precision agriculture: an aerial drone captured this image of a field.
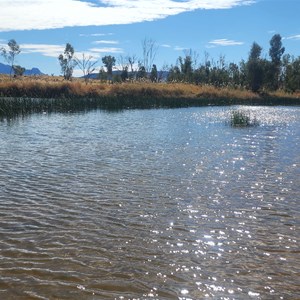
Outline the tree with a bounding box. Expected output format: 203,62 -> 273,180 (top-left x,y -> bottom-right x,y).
1,39 -> 21,79
74,53 -> 98,84
98,67 -> 108,82
102,55 -> 116,81
284,56 -> 300,92
247,42 -> 263,92
118,55 -> 129,82
228,62 -> 240,86
142,38 -> 158,73
137,64 -> 147,80
179,55 -> 193,82
126,54 -> 138,80
58,43 -> 76,80
120,66 -> 129,82
167,65 -> 181,82
269,34 -> 285,89
269,34 -> 285,66
150,64 -> 158,82
12,65 -> 25,77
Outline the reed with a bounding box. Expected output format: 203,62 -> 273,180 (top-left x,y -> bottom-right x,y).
0,75 -> 299,119
230,110 -> 259,127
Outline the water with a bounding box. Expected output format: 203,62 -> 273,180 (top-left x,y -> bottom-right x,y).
0,106 -> 299,299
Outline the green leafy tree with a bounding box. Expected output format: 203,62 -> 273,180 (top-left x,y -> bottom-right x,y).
58,43 -> 76,80
269,34 -> 285,66
98,67 -> 108,82
179,55 -> 193,82
12,65 -> 25,77
284,56 -> 300,92
150,64 -> 158,82
1,39 -> 21,79
269,34 -> 285,89
102,55 -> 116,81
137,65 -> 147,80
247,42 -> 263,92
228,62 -> 240,86
120,66 -> 129,82
167,65 -> 181,82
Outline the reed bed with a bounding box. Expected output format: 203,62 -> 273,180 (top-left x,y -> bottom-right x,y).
0,75 -> 299,119
230,110 -> 259,127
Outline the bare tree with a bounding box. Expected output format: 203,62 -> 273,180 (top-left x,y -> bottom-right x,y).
117,55 -> 128,71
142,38 -> 159,73
75,53 -> 98,84
126,54 -> 138,81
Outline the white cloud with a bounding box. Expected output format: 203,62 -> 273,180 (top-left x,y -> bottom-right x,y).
174,46 -> 189,51
89,47 -> 123,53
20,44 -> 65,57
286,34 -> 300,40
0,0 -> 255,32
18,43 -> 121,58
161,44 -> 172,48
80,33 -> 114,37
208,38 -> 244,47
93,40 -> 119,44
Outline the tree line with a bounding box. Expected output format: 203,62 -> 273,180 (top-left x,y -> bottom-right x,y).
167,34 -> 299,93
1,34 -> 300,93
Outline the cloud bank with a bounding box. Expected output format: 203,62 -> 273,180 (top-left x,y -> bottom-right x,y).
208,38 -> 244,47
0,0 -> 255,32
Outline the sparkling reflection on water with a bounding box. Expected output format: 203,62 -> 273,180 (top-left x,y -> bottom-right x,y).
0,106 -> 299,299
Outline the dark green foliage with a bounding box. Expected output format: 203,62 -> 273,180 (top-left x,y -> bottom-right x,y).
167,65 -> 181,82
269,34 -> 285,89
137,65 -> 146,80
12,65 -> 25,76
269,34 -> 285,66
247,42 -> 263,92
120,66 -> 129,82
284,56 -> 300,92
179,55 -> 193,82
230,110 -> 259,127
150,64 -> 158,82
102,55 -> 116,80
98,67 -> 108,82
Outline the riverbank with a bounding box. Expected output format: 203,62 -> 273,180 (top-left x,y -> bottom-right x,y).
0,75 -> 299,117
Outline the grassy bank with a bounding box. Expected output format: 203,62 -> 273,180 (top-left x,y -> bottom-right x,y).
0,75 -> 299,118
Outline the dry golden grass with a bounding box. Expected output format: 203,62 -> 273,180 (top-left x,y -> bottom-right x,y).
0,74 -> 299,100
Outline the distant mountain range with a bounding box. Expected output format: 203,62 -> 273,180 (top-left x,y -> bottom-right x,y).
0,62 -> 44,76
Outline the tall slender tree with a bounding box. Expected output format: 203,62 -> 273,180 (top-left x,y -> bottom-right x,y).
58,43 -> 76,80
247,42 -> 263,92
269,34 -> 285,89
1,39 -> 21,79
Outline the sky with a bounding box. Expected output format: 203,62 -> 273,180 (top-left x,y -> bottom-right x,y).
0,0 -> 299,76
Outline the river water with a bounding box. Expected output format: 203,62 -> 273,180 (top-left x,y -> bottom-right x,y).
0,106 -> 299,299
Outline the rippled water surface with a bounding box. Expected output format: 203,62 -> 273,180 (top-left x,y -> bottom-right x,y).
0,106 -> 299,299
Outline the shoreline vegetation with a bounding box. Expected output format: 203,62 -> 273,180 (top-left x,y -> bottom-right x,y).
0,75 -> 299,118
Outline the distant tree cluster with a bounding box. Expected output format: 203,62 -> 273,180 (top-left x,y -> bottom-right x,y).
71,33 -> 299,92
167,34 -> 300,93
1,35 -> 299,93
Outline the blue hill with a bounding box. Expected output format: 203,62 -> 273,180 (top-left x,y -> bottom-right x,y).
0,62 -> 44,76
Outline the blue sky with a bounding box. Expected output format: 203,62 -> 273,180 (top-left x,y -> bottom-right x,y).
0,0 -> 299,76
